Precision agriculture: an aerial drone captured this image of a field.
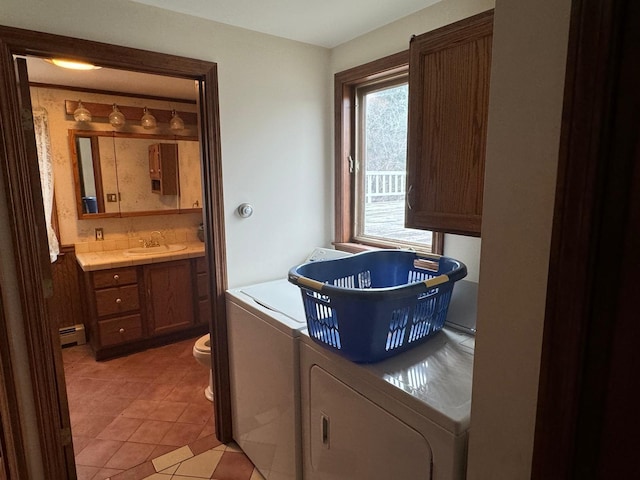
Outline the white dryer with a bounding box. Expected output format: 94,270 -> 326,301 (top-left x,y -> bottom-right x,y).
299,281 -> 477,480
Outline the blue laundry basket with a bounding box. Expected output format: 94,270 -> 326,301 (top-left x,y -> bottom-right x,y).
288,250 -> 467,363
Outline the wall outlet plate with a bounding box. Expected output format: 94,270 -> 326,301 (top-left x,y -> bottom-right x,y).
95,228 -> 104,241
106,193 -> 118,202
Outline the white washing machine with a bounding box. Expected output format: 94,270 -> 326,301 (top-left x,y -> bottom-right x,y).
226,279 -> 306,480
226,248 -> 353,480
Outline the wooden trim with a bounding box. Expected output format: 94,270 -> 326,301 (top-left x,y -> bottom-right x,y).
70,129 -> 198,142
7,53 -> 69,478
533,0 -> 639,477
89,136 -> 106,213
334,51 -> 409,244
64,100 -> 197,126
0,294 -> 29,479
198,67 -> 232,442
333,50 -> 444,255
30,81 -> 197,104
0,26 -> 232,480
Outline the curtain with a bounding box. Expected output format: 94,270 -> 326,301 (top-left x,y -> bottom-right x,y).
32,107 -> 60,263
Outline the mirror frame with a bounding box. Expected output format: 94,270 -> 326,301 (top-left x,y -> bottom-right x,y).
69,129 -> 201,219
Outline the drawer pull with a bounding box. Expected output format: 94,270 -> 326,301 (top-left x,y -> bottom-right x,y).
113,274 -> 120,280
119,328 -> 125,334
115,298 -> 122,304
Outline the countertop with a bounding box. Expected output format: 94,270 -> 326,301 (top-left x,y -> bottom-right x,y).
75,241 -> 206,272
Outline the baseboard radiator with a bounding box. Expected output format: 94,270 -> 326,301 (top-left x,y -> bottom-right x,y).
59,324 -> 86,346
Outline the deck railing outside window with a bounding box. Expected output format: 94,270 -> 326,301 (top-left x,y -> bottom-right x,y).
365,171 -> 406,203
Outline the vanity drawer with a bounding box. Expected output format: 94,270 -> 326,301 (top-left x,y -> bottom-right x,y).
98,314 -> 143,347
95,284 -> 140,317
93,267 -> 138,289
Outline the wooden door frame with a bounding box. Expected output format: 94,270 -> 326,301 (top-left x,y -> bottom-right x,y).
0,25 -> 231,479
0,295 -> 29,478
533,0 -> 639,477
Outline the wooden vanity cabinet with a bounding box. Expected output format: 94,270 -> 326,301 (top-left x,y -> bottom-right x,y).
406,10 -> 493,236
149,143 -> 179,195
145,259 -> 194,336
84,257 -> 208,360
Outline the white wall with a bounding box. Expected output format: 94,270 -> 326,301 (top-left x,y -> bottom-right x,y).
466,0 -> 572,478
1,0 -> 332,288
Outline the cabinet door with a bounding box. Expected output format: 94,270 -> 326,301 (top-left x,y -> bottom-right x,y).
149,144 -> 161,180
406,10 -> 493,236
308,365 -> 432,480
145,260 -> 194,335
149,143 -> 179,195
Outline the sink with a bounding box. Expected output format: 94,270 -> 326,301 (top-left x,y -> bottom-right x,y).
123,244 -> 187,256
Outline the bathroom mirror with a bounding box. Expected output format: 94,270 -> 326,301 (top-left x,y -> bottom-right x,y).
70,129 -> 202,219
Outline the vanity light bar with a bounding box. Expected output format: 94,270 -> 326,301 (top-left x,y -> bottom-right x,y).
64,100 -> 197,126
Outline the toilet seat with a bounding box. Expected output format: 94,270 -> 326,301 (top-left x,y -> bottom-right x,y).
194,334 -> 210,353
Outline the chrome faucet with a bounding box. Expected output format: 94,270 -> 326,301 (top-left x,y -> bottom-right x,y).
140,230 -> 164,248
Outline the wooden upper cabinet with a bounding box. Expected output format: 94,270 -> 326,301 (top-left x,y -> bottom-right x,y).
149,143 -> 179,195
406,10 -> 493,236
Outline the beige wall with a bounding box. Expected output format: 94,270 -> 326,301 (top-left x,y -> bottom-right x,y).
466,0 -> 572,477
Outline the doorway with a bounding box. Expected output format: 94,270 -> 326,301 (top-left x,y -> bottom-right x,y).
0,25 -> 230,479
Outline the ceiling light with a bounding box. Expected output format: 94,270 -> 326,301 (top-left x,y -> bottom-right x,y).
109,104 -> 125,127
141,107 -> 157,129
169,110 -> 184,131
46,58 -> 101,70
73,100 -> 92,122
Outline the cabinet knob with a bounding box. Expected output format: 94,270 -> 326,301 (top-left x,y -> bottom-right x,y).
115,298 -> 122,304
119,328 -> 125,334
113,274 -> 120,280
150,169 -> 154,173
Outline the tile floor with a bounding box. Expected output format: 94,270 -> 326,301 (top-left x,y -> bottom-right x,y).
63,337 -> 263,480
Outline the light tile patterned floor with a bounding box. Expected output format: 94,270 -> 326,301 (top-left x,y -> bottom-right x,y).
64,337 -> 262,480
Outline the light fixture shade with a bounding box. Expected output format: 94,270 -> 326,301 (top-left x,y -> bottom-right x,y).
141,107 -> 157,129
73,100 -> 92,122
109,104 -> 125,127
169,110 -> 184,131
47,58 -> 101,70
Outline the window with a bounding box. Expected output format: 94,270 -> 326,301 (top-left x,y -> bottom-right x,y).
334,52 -> 443,254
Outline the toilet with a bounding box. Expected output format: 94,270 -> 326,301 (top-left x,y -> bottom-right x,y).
193,334 -> 214,402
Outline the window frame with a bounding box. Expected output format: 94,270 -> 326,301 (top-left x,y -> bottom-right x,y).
333,51 -> 444,255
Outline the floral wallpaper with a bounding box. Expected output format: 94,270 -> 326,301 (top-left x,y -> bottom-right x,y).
30,86 -> 204,247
